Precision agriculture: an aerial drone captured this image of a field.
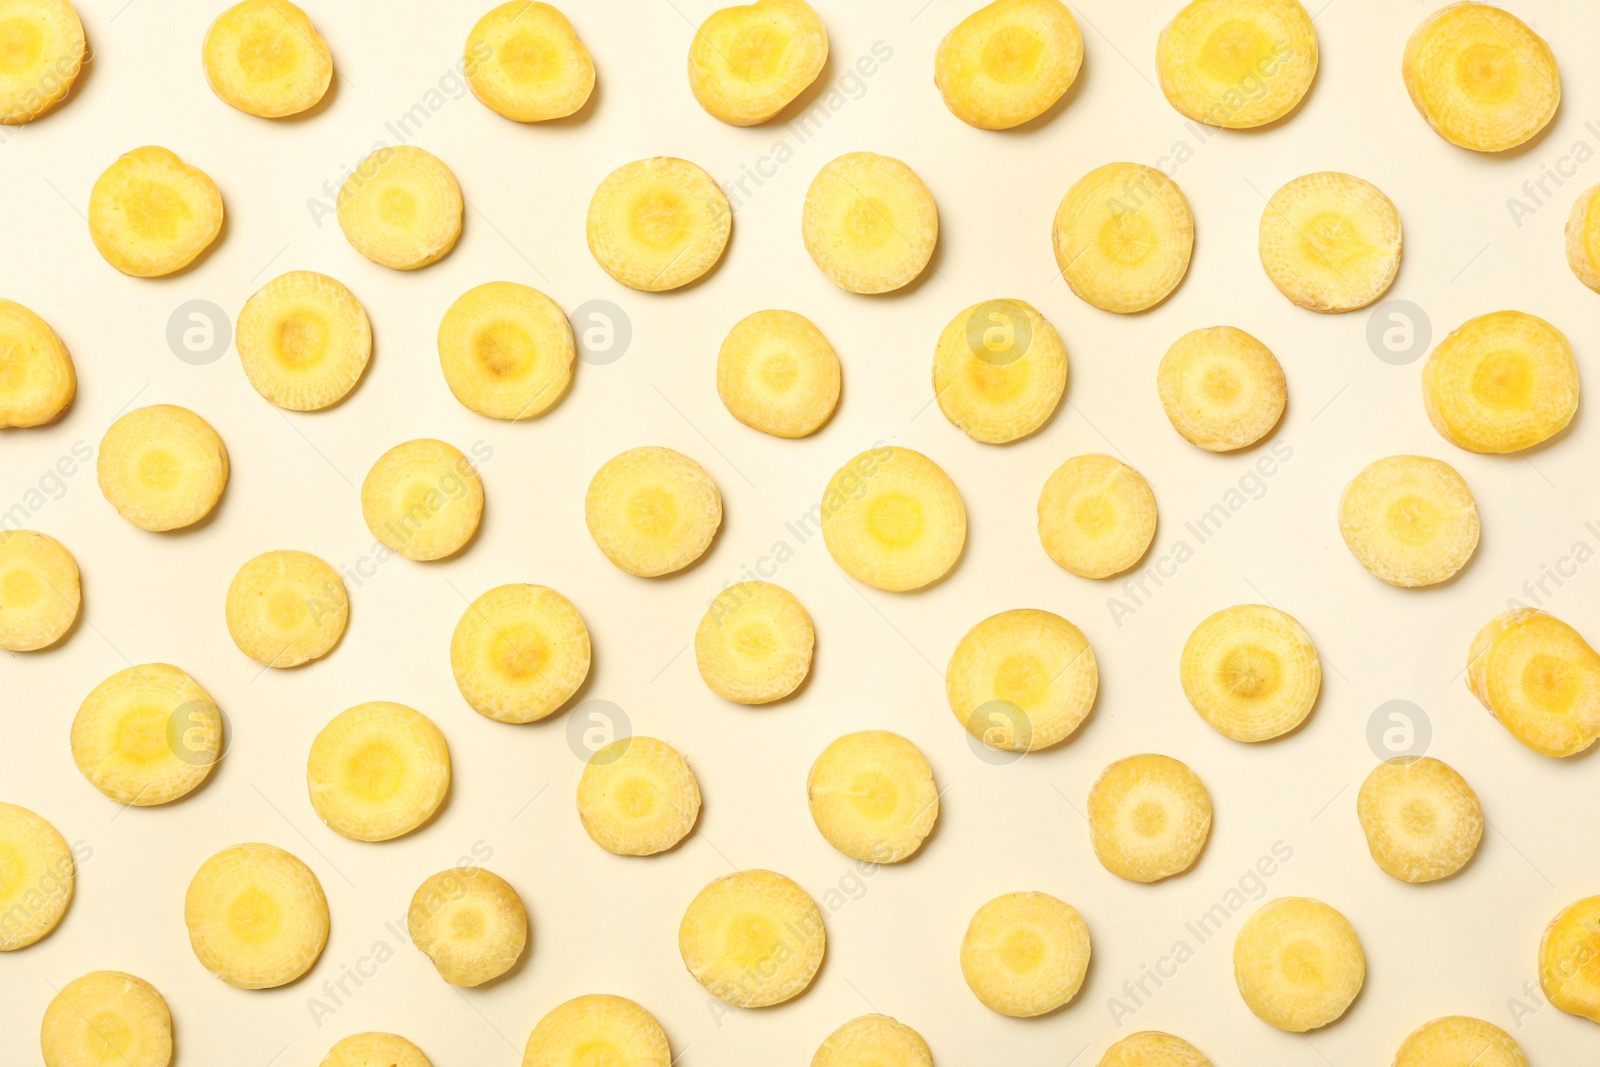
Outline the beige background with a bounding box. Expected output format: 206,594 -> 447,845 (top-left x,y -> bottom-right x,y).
5,0 -> 1600,1062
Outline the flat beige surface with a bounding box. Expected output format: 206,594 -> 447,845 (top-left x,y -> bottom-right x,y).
3,0 -> 1599,1063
